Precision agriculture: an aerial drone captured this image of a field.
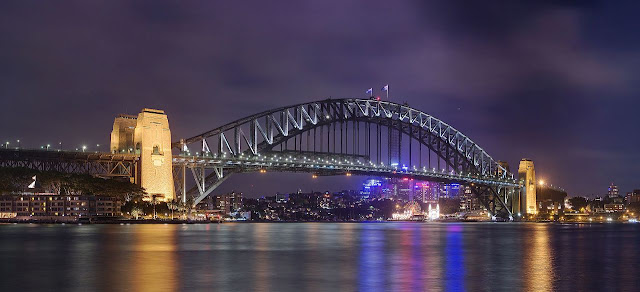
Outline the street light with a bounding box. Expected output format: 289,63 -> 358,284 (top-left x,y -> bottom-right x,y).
16,140 -> 20,149
46,144 -> 50,151
82,145 -> 87,152
539,180 -> 545,186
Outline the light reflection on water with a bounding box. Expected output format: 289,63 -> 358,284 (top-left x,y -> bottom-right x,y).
0,222 -> 639,291
525,224 -> 553,292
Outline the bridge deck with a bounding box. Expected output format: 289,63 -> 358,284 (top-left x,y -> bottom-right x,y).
172,152 -> 519,188
0,149 -> 138,178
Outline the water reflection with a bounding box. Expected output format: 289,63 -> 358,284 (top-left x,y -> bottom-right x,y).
132,224 -> 178,291
524,224 -> 554,291
253,223 -> 270,292
0,223 -> 639,291
359,224 -> 386,291
422,224 -> 443,291
444,224 -> 465,292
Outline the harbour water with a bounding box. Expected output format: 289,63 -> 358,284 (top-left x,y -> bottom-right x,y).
0,222 -> 637,291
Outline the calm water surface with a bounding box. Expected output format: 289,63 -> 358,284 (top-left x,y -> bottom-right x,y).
0,222 -> 638,291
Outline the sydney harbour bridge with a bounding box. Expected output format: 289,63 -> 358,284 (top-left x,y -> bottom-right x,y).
0,98 -> 520,219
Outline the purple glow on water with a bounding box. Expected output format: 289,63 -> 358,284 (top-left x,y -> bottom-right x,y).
447,224 -> 463,232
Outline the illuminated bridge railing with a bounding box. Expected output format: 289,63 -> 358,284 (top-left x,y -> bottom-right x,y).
172,152 -> 519,188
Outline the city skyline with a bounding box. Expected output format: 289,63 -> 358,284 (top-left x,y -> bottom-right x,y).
2,1 -> 640,196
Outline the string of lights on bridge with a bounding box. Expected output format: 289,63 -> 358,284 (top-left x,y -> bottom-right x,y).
174,150 -> 520,187
1,140 -> 103,153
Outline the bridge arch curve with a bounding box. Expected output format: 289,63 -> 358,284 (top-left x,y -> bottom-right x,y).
172,98 -> 516,218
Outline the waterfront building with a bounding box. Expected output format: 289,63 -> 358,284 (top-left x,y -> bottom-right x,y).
518,159 -> 537,215
604,203 -> 624,213
427,204 -> 440,220
214,192 -> 243,214
0,193 -> 121,219
536,185 -> 567,215
196,192 -> 243,216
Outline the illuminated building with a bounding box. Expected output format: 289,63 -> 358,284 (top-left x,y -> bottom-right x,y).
363,177 -> 416,199
442,183 -> 462,198
396,178 -> 415,201
110,108 -> 175,201
626,190 -> 640,204
209,192 -> 243,214
417,181 -> 438,204
361,178 -> 383,198
460,185 -> 480,211
536,185 -> 567,215
275,193 -> 289,203
196,192 -> 243,218
0,193 -> 121,219
518,159 -> 537,215
110,114 -> 138,154
391,201 -> 423,220
604,203 -> 624,213
607,183 -> 619,198
427,203 -> 440,220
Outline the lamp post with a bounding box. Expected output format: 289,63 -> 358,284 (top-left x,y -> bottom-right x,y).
82,145 -> 87,152
16,140 -> 20,149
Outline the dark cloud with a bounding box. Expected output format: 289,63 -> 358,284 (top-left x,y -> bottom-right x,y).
1,0 -> 638,197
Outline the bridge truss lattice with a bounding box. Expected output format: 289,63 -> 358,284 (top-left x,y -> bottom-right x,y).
173,98 -> 519,219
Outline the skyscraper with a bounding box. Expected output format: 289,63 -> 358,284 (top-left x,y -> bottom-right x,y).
518,159 -> 537,215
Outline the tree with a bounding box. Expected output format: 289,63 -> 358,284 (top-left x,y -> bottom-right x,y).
0,167 -> 33,193
178,198 -> 194,220
438,198 -> 461,214
130,207 -> 143,220
568,197 -> 588,212
167,200 -> 179,220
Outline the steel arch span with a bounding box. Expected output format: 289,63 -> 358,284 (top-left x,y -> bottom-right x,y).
172,98 -> 519,219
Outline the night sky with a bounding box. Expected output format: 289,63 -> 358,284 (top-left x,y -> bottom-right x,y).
1,1 -> 639,198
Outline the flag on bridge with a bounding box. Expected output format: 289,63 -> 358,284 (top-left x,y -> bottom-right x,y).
366,88 -> 373,96
381,84 -> 389,99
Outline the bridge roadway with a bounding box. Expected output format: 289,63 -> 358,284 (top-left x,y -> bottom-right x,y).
172,151 -> 519,188
0,148 -> 518,188
0,147 -> 518,198
0,148 -> 137,179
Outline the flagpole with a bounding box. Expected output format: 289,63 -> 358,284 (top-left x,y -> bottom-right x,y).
387,86 -> 389,100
